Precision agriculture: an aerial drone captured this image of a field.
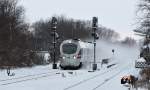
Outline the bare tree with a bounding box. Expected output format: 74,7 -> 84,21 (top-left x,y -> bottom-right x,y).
0,0 -> 36,68
98,26 -> 120,41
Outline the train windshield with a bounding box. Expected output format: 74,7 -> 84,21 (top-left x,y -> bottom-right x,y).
62,43 -> 77,54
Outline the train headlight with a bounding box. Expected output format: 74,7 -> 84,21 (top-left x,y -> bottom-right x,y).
73,56 -> 76,59
62,56 -> 65,59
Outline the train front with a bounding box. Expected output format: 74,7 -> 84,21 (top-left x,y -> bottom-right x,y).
60,40 -> 82,69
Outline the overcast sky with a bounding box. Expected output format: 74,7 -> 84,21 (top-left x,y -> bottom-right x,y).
19,0 -> 140,40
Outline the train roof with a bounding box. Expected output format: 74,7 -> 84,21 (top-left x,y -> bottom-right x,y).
62,39 -> 93,48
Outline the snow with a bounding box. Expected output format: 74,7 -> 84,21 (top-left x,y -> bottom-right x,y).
79,41 -> 92,48
0,40 -> 144,90
136,57 -> 146,62
142,44 -> 150,49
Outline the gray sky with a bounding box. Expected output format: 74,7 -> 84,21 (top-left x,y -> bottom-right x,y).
19,0 -> 140,40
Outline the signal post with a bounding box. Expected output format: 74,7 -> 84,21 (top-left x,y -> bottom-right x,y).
92,17 -> 99,71
51,17 -> 58,69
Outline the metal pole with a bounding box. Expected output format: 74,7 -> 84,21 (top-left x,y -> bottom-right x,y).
92,17 -> 98,71
53,29 -> 56,68
94,36 -> 96,65
51,17 -> 57,69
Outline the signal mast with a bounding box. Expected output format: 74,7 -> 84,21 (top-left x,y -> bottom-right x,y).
92,17 -> 99,71
51,17 -> 59,69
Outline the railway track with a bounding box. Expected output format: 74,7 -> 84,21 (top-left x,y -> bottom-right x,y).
63,64 -> 119,90
0,70 -> 56,82
92,65 -> 128,90
0,70 -> 60,86
64,64 -> 129,90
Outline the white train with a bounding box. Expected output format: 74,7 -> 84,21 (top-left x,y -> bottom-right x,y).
59,39 -> 93,69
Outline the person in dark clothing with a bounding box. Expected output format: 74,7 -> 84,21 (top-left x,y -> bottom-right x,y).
112,49 -> 115,55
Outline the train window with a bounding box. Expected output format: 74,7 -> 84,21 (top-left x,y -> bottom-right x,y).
62,43 -> 77,54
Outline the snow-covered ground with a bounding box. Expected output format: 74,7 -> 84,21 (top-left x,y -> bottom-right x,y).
0,40 -> 143,90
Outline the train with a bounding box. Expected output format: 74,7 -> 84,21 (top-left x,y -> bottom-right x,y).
59,39 -> 93,69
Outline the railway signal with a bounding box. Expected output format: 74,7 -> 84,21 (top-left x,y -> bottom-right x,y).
92,17 -> 99,71
51,17 -> 58,69
92,17 -> 98,28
